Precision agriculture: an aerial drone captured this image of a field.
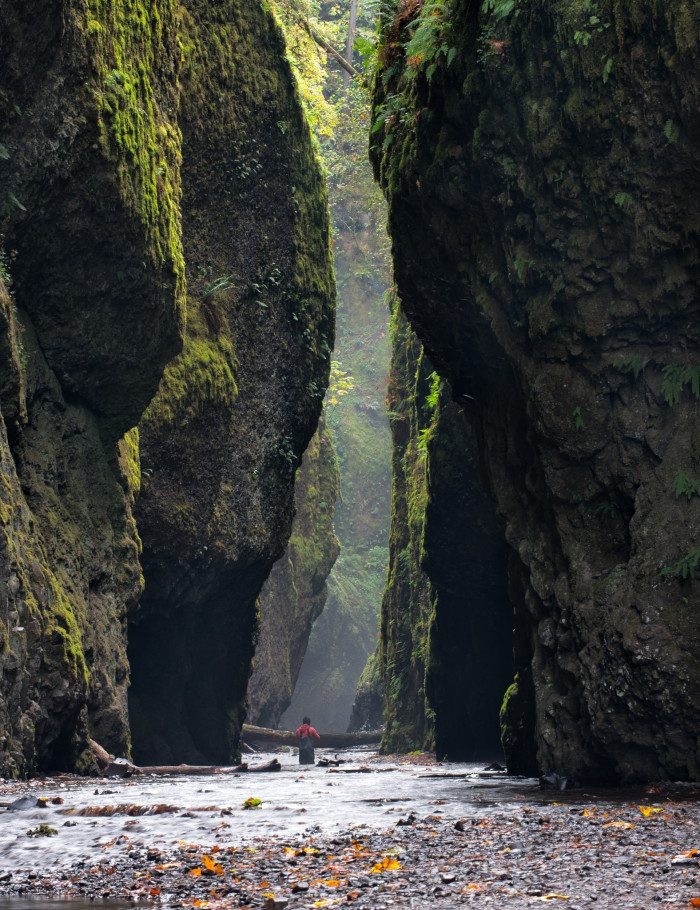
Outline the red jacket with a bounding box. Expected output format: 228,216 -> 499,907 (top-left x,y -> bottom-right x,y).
295,723 -> 320,741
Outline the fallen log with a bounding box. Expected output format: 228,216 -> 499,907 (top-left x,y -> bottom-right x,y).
242,724 -> 382,749
88,740 -> 281,777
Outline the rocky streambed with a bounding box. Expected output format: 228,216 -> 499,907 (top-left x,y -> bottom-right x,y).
0,751 -> 697,909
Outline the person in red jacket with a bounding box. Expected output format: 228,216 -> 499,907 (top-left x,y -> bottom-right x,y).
295,716 -> 320,765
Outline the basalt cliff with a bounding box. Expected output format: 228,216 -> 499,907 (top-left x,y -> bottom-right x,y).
0,0 -> 334,775
372,0 -> 699,782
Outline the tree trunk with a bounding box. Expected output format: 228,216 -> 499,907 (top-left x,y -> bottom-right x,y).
343,0 -> 359,88
242,723 -> 381,748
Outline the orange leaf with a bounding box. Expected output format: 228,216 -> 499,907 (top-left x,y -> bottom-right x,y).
320,879 -> 341,887
461,883 -> 487,893
149,888 -> 161,897
189,868 -> 202,877
684,849 -> 699,858
688,899 -> 700,907
369,856 -> 402,874
192,902 -> 209,909
202,855 -> 224,875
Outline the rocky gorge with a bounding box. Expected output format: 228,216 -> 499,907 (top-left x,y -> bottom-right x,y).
0,0 -> 334,775
372,0 -> 699,782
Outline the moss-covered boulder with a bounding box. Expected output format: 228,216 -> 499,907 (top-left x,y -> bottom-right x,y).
373,0 -> 699,782
0,0 -> 334,774
127,0 -> 335,765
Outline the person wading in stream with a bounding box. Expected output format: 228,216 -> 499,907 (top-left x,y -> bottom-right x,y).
295,716 -> 321,765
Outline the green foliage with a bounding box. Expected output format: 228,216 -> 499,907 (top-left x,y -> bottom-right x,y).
661,364 -> 700,406
673,472 -> 700,500
614,191 -> 634,209
203,275 -> 234,300
661,547 -> 700,581
403,0 -> 457,82
425,372 -> 441,412
481,0 -> 521,22
663,119 -> 680,143
615,354 -> 644,379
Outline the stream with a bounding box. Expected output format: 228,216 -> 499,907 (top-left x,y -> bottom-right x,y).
1,750 -> 697,909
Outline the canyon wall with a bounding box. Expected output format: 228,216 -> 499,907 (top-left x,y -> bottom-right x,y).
247,417 -> 340,729
372,0 -> 699,781
0,0 -> 333,774
377,305 -> 511,757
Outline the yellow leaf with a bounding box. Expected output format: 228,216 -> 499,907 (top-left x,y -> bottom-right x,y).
189,868 -> 202,877
369,856 -> 402,874
639,805 -> 663,818
192,902 -> 209,908
320,879 -> 341,887
462,883 -> 487,893
541,894 -> 569,901
603,821 -> 635,829
303,846 -> 320,855
582,808 -> 596,818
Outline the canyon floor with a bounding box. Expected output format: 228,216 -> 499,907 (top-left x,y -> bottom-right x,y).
0,751 -> 698,910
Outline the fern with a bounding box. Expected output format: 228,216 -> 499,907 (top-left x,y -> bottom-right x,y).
615,355 -> 644,379
661,364 -> 700,406
661,547 -> 700,581
481,0 -> 520,22
404,0 -> 457,82
673,472 -> 700,500
425,371 -> 441,412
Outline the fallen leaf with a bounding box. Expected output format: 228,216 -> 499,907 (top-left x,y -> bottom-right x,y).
149,888 -> 161,897
320,879 -> 341,887
202,855 -> 223,875
461,883 -> 487,893
369,856 -> 402,874
639,805 -> 663,818
689,900 -> 700,908
603,821 -> 635,829
582,808 -> 596,818
540,895 -> 569,902
243,797 -> 263,810
189,868 -> 202,877
192,902 -> 209,909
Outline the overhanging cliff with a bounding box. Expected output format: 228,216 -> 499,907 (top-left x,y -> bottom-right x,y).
0,0 -> 334,774
373,0 -> 699,782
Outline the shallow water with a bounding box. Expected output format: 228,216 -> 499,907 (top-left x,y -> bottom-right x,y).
0,901 -> 135,909
0,749 -> 536,875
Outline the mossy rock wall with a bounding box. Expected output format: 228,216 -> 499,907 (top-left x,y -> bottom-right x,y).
247,416 -> 340,728
0,0 -> 333,773
373,0 -> 699,781
379,306 -> 512,756
128,0 -> 335,765
0,0 -> 185,774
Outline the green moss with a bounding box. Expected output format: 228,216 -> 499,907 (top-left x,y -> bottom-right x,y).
81,0 -> 185,317
45,574 -> 89,686
118,427 -> 141,496
142,309 -> 238,432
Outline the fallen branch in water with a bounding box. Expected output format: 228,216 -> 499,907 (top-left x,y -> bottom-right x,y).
88,740 -> 281,777
241,723 -> 382,749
